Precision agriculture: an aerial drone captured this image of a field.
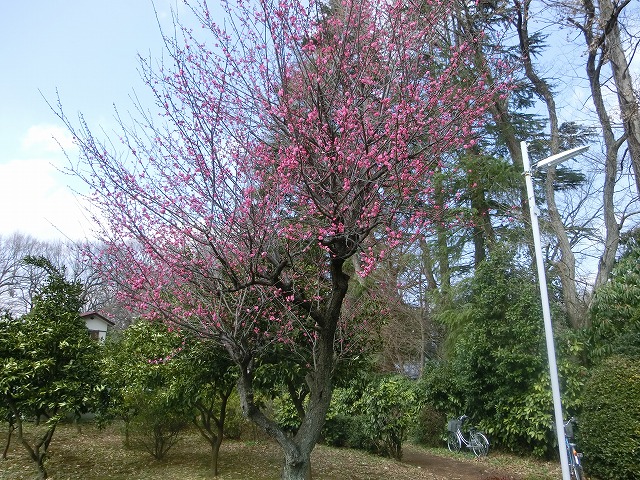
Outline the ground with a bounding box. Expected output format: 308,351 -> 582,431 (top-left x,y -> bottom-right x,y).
0,423 -> 560,479
402,445 -> 519,479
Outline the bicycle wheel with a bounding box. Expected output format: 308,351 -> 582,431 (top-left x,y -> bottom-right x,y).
570,464 -> 584,480
447,431 -> 462,452
470,432 -> 489,457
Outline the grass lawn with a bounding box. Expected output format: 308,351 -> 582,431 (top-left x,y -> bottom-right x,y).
0,422 -> 560,480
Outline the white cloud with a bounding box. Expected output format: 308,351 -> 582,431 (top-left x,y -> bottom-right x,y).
0,157 -> 95,241
0,123 -> 98,242
21,124 -> 76,153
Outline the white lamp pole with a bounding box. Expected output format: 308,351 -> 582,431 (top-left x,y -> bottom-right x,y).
520,141 -> 588,480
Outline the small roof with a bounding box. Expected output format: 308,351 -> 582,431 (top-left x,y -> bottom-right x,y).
79,311 -> 115,326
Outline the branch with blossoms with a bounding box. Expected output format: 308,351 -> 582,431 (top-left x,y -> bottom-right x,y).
55,0 -> 510,476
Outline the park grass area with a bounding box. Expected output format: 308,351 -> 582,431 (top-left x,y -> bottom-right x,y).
1,422 -> 559,480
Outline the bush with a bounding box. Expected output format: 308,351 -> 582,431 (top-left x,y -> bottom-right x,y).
129,393 -> 190,460
322,375 -> 417,459
130,413 -> 189,460
358,376 -> 418,460
579,355 -> 640,480
323,413 -> 372,451
410,405 -> 446,447
273,394 -> 302,436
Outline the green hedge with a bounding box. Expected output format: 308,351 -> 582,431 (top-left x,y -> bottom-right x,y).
322,375 -> 418,460
580,356 -> 640,480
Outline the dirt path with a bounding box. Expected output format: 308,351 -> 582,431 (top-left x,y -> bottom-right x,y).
402,445 -> 520,480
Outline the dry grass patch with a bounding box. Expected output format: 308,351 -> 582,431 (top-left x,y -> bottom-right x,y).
1,422 -> 558,480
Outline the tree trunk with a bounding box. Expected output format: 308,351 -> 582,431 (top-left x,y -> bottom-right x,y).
236,364 -> 320,480
2,416 -> 15,460
211,435 -> 222,477
599,0 -> 640,198
281,451 -> 312,480
7,398 -> 55,478
517,0 -> 586,328
35,455 -> 49,480
232,255 -> 348,480
569,0 -> 625,290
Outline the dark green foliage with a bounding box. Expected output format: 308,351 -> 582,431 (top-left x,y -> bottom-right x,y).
322,414 -> 372,451
322,382 -> 369,449
429,248 -> 584,456
418,361 -> 465,417
579,356 -> 640,480
322,374 -> 417,460
129,400 -> 189,460
0,257 -> 101,478
587,246 -> 640,364
220,391 -> 246,440
359,376 -> 418,459
409,405 -> 446,447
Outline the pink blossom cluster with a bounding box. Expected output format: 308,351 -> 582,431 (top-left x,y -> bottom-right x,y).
70,0 -> 509,358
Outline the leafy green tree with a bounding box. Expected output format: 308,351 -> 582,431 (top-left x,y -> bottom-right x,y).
357,375 -> 418,460
0,256 -> 101,479
102,320 -> 237,471
171,339 -> 237,476
101,320 -> 190,458
587,243 -> 640,364
432,248 -> 584,456
0,311 -> 16,461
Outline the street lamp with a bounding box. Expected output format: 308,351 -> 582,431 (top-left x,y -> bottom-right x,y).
521,141 -> 589,480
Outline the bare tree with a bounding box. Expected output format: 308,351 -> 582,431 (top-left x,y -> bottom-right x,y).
559,0 -> 640,290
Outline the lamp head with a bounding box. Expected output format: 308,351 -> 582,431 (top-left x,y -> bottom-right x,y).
533,145 -> 589,170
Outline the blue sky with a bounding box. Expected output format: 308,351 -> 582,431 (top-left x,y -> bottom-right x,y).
0,1 -> 192,240
0,1 -> 637,243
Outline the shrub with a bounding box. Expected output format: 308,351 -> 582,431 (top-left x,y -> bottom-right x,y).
322,413 -> 350,447
579,355 -> 640,480
129,392 -> 190,460
410,404 -> 446,447
322,375 -> 417,459
358,375 -> 418,460
273,394 -> 302,436
322,413 -> 372,451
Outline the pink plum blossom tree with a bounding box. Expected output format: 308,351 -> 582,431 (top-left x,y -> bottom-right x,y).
57,0 -> 508,478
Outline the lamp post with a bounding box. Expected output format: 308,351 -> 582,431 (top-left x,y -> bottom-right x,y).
521,141 -> 589,480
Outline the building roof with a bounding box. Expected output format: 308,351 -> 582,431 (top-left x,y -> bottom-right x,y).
79,311 -> 115,326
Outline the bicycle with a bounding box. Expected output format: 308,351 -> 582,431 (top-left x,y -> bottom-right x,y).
564,417 -> 585,480
446,415 -> 490,457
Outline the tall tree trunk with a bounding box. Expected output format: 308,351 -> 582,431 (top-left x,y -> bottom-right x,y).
599,0 -> 640,198
517,0 -> 586,327
433,168 -> 451,299
233,256 -> 348,480
569,0 -> 626,289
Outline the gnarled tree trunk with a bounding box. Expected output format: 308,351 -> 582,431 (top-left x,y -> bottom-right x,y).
517,0 -> 586,327
599,0 -> 640,199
